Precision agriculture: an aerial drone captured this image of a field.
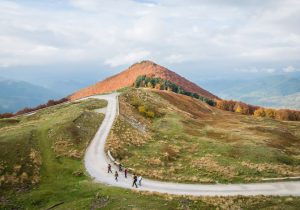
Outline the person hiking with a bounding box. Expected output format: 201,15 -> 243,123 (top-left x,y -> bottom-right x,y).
107,164 -> 112,173
138,175 -> 142,186
119,163 -> 122,172
132,174 -> 138,188
124,168 -> 128,178
115,171 -> 119,182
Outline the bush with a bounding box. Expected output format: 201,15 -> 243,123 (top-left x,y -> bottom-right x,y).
265,109 -> 276,119
129,96 -> 141,108
161,145 -> 180,161
254,108 -> 266,117
138,106 -> 145,114
0,113 -> 14,119
14,98 -> 68,116
146,111 -> 155,118
276,154 -> 295,165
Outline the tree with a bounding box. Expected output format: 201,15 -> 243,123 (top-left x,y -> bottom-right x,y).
147,82 -> 153,88
0,112 -> 14,119
265,109 -> 276,119
235,104 -> 242,113
254,108 -> 266,117
155,83 -> 161,90
135,75 -> 146,87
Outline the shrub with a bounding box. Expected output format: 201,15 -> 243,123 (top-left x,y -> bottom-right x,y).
276,154 -> 295,165
265,109 -> 276,119
161,145 -> 180,161
0,113 -> 14,119
14,98 -> 68,116
146,111 -> 155,118
254,108 -> 266,117
138,106 -> 146,114
129,96 -> 141,108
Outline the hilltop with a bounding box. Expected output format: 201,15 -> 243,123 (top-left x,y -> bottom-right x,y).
69,61 -> 219,100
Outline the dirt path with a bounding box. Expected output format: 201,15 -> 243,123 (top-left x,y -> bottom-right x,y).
83,93 -> 300,196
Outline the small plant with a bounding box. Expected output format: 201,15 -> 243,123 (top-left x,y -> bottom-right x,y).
161,145 -> 179,161
146,111 -> 155,118
138,106 -> 146,114
129,96 -> 142,108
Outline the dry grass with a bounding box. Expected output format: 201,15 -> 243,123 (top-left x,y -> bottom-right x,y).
105,88 -> 300,183
0,148 -> 41,188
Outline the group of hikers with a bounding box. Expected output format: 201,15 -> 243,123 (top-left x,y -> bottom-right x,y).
107,163 -> 142,188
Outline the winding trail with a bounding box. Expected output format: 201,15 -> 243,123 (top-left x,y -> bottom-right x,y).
83,93 -> 300,196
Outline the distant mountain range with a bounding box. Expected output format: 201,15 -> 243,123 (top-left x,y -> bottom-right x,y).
200,75 -> 300,110
0,79 -> 63,113
1,63 -> 299,114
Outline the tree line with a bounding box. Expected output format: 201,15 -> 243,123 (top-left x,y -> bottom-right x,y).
215,100 -> 300,121
135,75 -> 300,121
0,98 -> 68,119
134,75 -> 216,106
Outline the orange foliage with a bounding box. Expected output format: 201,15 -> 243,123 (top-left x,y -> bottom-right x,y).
254,108 -> 266,117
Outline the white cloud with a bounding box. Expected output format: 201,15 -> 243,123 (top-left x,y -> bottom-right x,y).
165,53 -> 188,64
283,65 -> 299,73
104,50 -> 151,67
235,67 -> 277,73
0,0 -> 299,69
264,68 -> 276,73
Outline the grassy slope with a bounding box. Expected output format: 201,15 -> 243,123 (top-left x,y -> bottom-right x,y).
1,93 -> 300,209
106,88 -> 300,184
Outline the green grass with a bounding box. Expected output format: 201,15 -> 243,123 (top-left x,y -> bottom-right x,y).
107,88 -> 300,184
1,93 -> 300,209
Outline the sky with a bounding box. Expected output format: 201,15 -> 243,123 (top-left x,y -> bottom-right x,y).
0,0 -> 300,85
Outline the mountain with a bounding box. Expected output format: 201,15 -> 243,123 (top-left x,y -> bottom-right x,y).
70,61 -> 219,100
200,75 -> 300,110
258,92 -> 300,109
0,79 -> 63,113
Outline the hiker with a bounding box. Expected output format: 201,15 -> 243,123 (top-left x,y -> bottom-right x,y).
132,174 -> 138,188
119,163 -> 123,172
138,175 -> 142,186
115,171 -> 119,181
124,168 -> 128,178
107,164 -> 112,173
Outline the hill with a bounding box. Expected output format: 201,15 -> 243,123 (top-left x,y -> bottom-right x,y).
0,79 -> 63,114
69,61 -> 219,100
1,90 -> 300,209
201,75 -> 300,110
106,88 -> 300,184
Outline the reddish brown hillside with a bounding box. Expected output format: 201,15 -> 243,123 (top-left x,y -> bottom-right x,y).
69,61 -> 219,100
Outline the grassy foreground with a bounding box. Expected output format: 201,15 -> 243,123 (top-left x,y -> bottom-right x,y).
106,88 -> 300,184
0,93 -> 300,209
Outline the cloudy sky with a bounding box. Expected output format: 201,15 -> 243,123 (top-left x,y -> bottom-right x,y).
0,0 -> 300,81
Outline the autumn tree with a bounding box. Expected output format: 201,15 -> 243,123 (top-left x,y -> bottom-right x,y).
0,112 -> 14,119
155,83 -> 161,90
254,108 -> 266,117
265,109 -> 276,119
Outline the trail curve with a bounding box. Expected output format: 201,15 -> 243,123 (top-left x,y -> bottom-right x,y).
83,93 -> 300,196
